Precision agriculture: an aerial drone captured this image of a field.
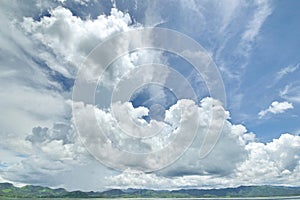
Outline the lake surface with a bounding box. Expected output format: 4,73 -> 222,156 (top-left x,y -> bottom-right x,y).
3,197 -> 300,200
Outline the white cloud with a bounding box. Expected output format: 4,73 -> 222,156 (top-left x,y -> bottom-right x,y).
108,133 -> 300,190
0,85 -> 70,135
216,0 -> 272,66
21,5 -> 169,101
235,133 -> 300,186
72,97 -> 252,177
0,121 -> 116,191
277,64 -> 300,81
0,0 -> 171,189
21,6 -> 132,78
1,0 -> 299,192
2,93 -> 300,190
280,84 -> 300,103
152,0 -> 273,115
241,0 -> 272,44
0,175 -> 26,187
0,2 -> 75,137
72,99 -> 200,171
0,1 -> 143,190
258,101 -> 294,118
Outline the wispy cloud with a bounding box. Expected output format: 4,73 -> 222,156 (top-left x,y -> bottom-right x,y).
216,0 -> 272,113
241,0 -> 272,45
266,63 -> 300,89
277,63 -> 300,81
280,84 -> 300,103
258,101 -> 294,118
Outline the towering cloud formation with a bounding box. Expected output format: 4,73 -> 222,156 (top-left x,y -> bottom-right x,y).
0,0 -> 299,192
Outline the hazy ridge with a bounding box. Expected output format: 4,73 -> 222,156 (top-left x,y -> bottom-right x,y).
1,183 -> 300,198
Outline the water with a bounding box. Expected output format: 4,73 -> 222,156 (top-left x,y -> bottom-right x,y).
3,197 -> 300,200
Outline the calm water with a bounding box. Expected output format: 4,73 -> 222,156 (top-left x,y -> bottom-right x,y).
3,198 -> 300,200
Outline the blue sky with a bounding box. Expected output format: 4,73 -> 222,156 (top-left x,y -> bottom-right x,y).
0,0 -> 300,192
229,0 -> 300,141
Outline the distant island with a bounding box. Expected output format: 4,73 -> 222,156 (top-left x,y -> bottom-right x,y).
1,182 -> 300,198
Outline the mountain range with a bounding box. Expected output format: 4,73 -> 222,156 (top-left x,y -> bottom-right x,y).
1,182 -> 300,198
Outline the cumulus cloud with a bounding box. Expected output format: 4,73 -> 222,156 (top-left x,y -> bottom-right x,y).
108,133 -> 300,190
20,6 -> 167,86
1,0 -> 300,193
21,4 -> 169,108
258,101 -> 294,118
72,99 -> 200,171
1,123 -> 78,181
0,1 -> 147,190
2,93 -> 300,190
0,121 -> 117,191
235,133 -> 300,186
21,6 -> 132,78
158,98 -> 248,177
0,0 -> 169,188
72,97 -> 253,177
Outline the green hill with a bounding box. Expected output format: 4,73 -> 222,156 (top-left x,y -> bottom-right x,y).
1,182 -> 300,198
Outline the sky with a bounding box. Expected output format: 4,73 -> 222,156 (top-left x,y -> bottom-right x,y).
0,0 -> 300,192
